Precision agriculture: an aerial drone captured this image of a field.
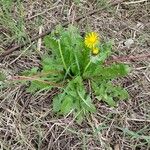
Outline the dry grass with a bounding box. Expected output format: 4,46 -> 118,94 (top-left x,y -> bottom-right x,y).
0,0 -> 150,150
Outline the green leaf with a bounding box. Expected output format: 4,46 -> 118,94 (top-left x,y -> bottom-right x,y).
26,80 -> 51,93
44,35 -> 59,56
53,95 -> 62,112
41,56 -> 62,71
92,81 -> 105,96
83,95 -> 96,112
84,63 -> 130,80
60,96 -> 73,115
105,82 -> 129,100
97,41 -> 113,63
103,94 -> 116,107
76,110 -> 84,124
77,91 -> 91,110
92,81 -> 128,107
22,67 -> 39,76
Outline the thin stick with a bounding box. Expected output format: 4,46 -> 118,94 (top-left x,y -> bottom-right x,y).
106,53 -> 150,65
126,118 -> 150,123
123,0 -> 148,5
32,70 -> 63,77
9,44 -> 32,65
37,25 -> 43,54
26,5 -> 62,21
11,75 -> 63,87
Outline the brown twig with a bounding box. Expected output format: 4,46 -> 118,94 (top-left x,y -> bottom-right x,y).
123,0 -> 148,5
33,70 -> 63,77
11,75 -> 63,88
106,53 -> 150,65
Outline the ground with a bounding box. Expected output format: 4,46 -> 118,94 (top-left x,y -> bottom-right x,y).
0,0 -> 150,150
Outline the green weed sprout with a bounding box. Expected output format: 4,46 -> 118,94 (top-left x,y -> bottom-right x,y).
22,25 -> 129,123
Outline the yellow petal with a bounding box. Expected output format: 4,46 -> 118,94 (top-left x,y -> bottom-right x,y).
84,32 -> 99,48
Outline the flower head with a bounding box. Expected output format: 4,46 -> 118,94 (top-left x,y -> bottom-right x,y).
84,32 -> 99,48
92,47 -> 99,55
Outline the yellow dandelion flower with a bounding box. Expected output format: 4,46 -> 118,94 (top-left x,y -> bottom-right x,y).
92,47 -> 99,55
84,32 -> 99,48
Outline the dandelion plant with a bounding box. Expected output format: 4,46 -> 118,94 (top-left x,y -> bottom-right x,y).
20,25 -> 129,123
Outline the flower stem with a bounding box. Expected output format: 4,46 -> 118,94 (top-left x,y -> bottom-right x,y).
58,40 -> 67,71
12,75 -> 63,87
84,60 -> 91,73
